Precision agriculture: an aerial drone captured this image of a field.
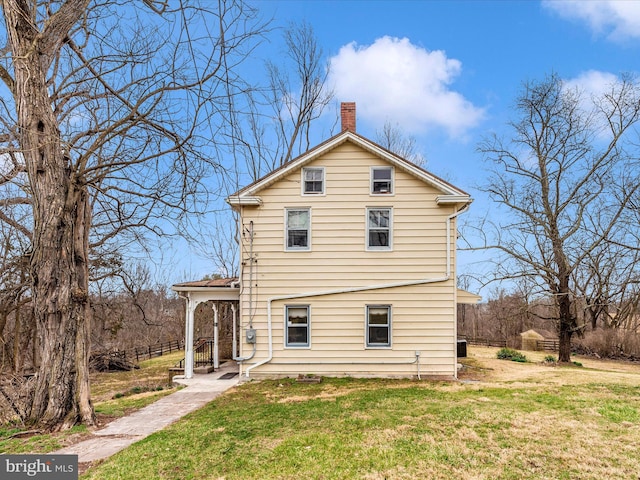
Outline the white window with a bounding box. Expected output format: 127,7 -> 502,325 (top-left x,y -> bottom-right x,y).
286,305 -> 310,347
302,167 -> 324,195
366,305 -> 391,347
366,207 -> 392,250
371,166 -> 393,194
286,208 -> 311,251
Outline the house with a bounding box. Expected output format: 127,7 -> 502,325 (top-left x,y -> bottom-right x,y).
173,102 -> 477,380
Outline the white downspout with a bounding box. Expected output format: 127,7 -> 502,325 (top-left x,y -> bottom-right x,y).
245,203 -> 470,378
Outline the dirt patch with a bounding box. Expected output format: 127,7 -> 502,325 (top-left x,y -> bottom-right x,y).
460,346 -> 640,387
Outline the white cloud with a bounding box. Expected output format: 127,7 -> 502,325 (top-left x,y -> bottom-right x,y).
563,70 -> 624,139
329,36 -> 484,138
563,70 -> 619,99
543,0 -> 640,41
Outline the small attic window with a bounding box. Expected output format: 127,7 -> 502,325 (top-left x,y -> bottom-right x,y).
302,167 -> 324,195
371,167 -> 393,194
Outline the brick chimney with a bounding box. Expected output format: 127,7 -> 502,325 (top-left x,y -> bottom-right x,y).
341,102 -> 356,132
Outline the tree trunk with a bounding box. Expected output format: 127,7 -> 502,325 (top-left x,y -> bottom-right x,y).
12,302 -> 21,373
28,186 -> 95,430
5,0 -> 95,430
556,277 -> 575,363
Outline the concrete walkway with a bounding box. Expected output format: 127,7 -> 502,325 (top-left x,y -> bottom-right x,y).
54,362 -> 241,464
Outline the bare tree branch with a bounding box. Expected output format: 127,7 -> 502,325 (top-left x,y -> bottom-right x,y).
476,73 -> 640,361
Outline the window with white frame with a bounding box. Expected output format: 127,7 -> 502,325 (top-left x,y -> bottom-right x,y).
366,305 -> 391,347
286,208 -> 310,250
371,166 -> 393,194
286,305 -> 310,347
302,167 -> 324,195
366,207 -> 392,250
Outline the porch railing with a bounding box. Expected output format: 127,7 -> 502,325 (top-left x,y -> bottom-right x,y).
175,337 -> 215,369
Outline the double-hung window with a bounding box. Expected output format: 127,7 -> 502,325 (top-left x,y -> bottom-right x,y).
366,305 -> 391,347
286,208 -> 310,250
371,167 -> 393,194
286,305 -> 310,347
302,167 -> 324,195
366,207 -> 392,250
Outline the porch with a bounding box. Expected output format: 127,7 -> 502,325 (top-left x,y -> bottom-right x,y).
172,277 -> 241,379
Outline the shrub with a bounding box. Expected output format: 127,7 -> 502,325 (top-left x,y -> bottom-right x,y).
544,355 -> 557,364
497,347 -> 527,363
574,329 -> 640,360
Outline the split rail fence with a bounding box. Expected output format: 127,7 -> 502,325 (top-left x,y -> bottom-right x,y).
110,339 -> 185,363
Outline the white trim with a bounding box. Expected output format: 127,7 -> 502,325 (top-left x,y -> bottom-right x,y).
366,206 -> 393,251
227,131 -> 470,202
365,304 -> 392,348
436,195 -> 471,205
301,166 -> 326,196
284,304 -> 311,349
370,166 -> 394,195
171,286 -> 240,302
285,207 -> 312,251
227,195 -> 262,207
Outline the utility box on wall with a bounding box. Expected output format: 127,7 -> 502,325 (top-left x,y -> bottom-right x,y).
246,328 -> 257,344
457,339 -> 467,358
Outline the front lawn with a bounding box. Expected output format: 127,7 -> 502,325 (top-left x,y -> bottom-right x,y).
0,351 -> 184,454
82,348 -> 640,479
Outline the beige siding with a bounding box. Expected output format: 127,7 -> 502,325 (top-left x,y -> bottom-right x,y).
237,141 -> 460,379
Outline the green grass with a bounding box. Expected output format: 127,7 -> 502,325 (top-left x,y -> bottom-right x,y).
5,348 -> 640,479
0,351 -> 183,454
81,377 -> 640,480
0,425 -> 89,454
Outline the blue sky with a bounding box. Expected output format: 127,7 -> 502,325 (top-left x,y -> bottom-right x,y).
171,0 -> 640,292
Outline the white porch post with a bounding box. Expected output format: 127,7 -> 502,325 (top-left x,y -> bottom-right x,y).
231,303 -> 237,359
212,302 -> 220,369
184,296 -> 196,379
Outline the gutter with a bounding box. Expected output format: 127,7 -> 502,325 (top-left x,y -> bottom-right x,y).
244,203 -> 471,378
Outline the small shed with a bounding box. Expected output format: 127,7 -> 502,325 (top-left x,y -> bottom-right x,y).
520,329 -> 557,351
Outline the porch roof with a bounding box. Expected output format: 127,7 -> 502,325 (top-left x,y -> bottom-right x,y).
172,277 -> 240,302
457,289 -> 482,304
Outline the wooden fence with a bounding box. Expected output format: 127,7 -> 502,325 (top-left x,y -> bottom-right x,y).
460,337 -> 507,348
460,336 -> 563,352
111,339 -> 185,363
536,339 -> 561,351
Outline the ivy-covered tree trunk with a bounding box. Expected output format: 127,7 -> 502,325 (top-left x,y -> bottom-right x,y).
3,0 -> 95,430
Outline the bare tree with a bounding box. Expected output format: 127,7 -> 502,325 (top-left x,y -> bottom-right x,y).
0,0 -> 265,430
574,232 -> 640,330
376,120 -> 426,166
266,20 -> 334,168
91,263 -> 183,352
197,20 -> 334,277
222,20 -> 334,184
476,74 -> 640,362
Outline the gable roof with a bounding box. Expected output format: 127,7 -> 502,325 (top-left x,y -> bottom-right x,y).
226,130 -> 471,208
